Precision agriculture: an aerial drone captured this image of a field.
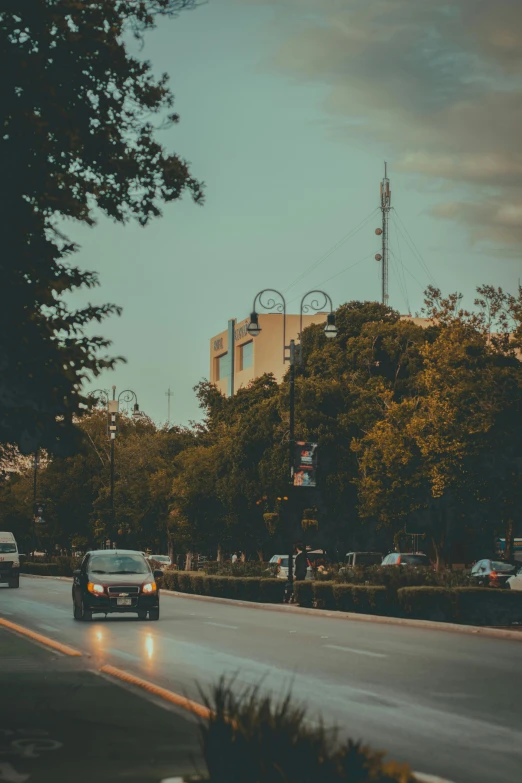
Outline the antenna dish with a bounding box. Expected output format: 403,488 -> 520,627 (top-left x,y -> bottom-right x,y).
375,254 -> 382,261
375,228 -> 383,236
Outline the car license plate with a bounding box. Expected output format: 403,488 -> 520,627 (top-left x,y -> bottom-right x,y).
117,598 -> 132,606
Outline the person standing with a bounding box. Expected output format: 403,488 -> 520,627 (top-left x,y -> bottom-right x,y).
294,544 -> 308,582
231,552 -> 238,564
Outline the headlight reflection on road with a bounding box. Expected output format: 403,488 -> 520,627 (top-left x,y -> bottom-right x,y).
96,630 -> 103,643
145,633 -> 154,660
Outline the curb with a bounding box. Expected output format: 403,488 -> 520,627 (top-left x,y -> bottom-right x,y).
19,575 -> 522,641
161,778 -> 454,783
0,616 -> 82,657
161,588 -> 522,642
21,573 -> 73,581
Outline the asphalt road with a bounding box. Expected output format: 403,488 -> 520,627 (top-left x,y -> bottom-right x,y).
1,577 -> 522,783
0,628 -> 203,783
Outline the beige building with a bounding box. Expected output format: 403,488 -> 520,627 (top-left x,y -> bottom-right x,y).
209,313 -> 328,396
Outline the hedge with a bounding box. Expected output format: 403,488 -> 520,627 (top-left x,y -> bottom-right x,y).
21,562 -> 63,576
398,587 -> 455,622
454,587 -> 522,626
162,572 -> 285,604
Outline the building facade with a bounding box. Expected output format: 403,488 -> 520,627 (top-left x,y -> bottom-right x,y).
209,313 -> 328,396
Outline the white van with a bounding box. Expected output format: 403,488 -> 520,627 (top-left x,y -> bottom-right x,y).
0,532 -> 21,588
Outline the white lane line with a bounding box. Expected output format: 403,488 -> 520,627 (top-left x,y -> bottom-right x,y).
107,648 -> 141,662
204,621 -> 238,630
0,610 -> 13,615
38,624 -> 58,632
323,644 -> 387,658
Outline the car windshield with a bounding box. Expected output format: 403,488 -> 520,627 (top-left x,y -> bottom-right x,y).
400,554 -> 429,565
491,561 -> 517,573
89,554 -> 150,575
0,543 -> 16,554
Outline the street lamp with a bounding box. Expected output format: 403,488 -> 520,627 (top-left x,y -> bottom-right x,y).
247,289 -> 337,598
90,385 -> 141,546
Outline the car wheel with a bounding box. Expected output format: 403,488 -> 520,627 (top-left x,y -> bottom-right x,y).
81,599 -> 92,621
73,599 -> 83,620
8,578 -> 19,589
149,607 -> 159,621
138,610 -> 147,620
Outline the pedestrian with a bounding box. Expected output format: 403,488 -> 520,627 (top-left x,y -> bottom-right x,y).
294,544 -> 307,582
231,552 -> 238,564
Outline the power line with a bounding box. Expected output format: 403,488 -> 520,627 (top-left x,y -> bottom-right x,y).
390,216 -> 411,313
392,209 -> 437,286
287,253 -> 373,306
283,208 -> 379,295
388,248 -> 425,289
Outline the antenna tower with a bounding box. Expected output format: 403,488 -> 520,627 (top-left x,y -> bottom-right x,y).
375,162 -> 391,305
165,387 -> 173,427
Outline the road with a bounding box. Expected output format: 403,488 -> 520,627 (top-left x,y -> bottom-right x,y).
2,577 -> 522,783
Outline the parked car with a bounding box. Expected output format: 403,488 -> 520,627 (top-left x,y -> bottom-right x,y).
507,565 -> 522,591
381,552 -> 432,567
146,554 -> 171,567
345,551 -> 383,567
470,559 -> 519,588
72,549 -> 163,621
269,550 -> 329,580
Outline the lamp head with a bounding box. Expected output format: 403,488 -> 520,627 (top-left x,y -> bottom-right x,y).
324,312 -> 337,339
247,312 -> 261,337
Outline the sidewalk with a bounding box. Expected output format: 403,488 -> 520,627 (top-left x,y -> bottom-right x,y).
0,629 -> 205,783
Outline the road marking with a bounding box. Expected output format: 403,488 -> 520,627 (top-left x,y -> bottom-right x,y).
0,610 -> 13,615
204,621 -> 238,630
37,624 -> 58,633
0,618 -> 82,657
107,648 -> 140,662
323,644 -> 387,658
100,664 -> 212,720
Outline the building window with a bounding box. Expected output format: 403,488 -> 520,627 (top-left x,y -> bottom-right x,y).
239,341 -> 253,371
216,353 -> 229,381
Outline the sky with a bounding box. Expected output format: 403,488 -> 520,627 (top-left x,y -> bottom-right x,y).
69,0 -> 522,426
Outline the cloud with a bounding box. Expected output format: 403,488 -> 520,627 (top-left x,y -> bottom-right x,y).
239,0 -> 522,249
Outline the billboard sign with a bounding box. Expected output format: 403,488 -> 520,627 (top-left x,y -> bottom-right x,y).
293,442 -> 317,487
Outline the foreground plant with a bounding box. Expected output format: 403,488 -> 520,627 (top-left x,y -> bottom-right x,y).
197,679 -> 415,783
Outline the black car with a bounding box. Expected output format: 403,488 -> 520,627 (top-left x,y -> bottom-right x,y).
72,550 -> 162,621
470,559 -> 518,588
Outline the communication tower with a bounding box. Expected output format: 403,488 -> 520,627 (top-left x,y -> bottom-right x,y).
374,162 -> 391,305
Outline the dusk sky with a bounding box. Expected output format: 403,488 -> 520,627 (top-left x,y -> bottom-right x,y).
68,0 -> 522,425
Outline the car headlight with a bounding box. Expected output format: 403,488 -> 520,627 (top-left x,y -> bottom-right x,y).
87,582 -> 104,594
142,582 -> 157,593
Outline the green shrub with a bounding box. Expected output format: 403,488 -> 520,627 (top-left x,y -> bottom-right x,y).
313,582 -> 335,610
177,572 -> 194,594
398,587 -> 455,622
258,579 -> 286,604
21,562 -> 61,576
235,578 -> 262,603
163,570 -> 179,591
454,587 -> 522,626
190,574 -> 207,595
207,576 -> 238,600
199,678 -> 416,783
294,580 -> 314,608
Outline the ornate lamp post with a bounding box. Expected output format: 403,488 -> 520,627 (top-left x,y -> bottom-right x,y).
247,289 -> 337,596
90,385 -> 141,546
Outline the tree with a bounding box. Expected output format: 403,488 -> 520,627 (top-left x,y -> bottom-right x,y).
354,286 -> 522,566
0,1 -> 203,457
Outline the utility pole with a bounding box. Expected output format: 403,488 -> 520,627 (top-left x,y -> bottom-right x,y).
32,450 -> 38,560
378,162 -> 391,306
287,339 -> 297,597
165,387 -> 173,427
108,386 -> 118,537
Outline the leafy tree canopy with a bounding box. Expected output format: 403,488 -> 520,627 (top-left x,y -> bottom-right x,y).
0,1 -> 203,456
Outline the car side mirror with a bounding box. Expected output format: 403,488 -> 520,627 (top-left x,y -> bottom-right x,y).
154,569 -> 164,579
73,569 -> 81,577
